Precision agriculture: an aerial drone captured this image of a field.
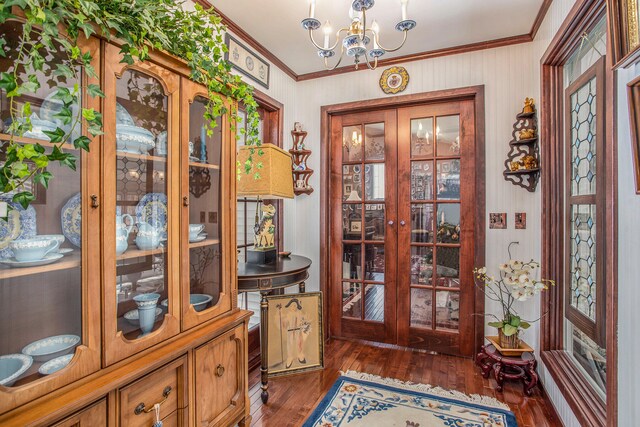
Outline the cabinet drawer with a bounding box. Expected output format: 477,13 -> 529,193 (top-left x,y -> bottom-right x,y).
118,356 -> 188,427
194,324 -> 247,426
51,399 -> 107,426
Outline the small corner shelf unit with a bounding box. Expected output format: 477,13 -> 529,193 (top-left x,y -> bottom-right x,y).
290,130 -> 314,195
503,108 -> 540,192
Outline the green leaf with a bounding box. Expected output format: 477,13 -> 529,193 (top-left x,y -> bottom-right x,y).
33,171 -> 53,189
519,321 -> 531,330
42,127 -> 66,143
12,191 -> 35,210
53,107 -> 73,125
0,72 -> 17,93
503,324 -> 518,337
86,84 -> 105,98
509,315 -> 521,327
22,102 -> 31,117
488,321 -> 504,329
53,64 -> 75,79
73,135 -> 91,151
82,108 -> 96,121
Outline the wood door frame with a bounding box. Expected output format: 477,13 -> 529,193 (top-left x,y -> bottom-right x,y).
320,86 -> 486,354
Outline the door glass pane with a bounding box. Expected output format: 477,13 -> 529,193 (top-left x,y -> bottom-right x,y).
364,164 -> 385,201
364,123 -> 385,161
436,159 -> 460,200
436,204 -> 461,243
411,161 -> 433,201
343,244 -> 362,280
364,204 -> 385,240
342,125 -> 362,162
411,118 -> 434,157
436,247 -> 460,287
411,204 -> 433,243
115,69 -> 169,340
569,204 -> 597,320
342,165 -> 362,201
365,244 -> 384,282
364,285 -> 384,322
570,78 -> 597,196
410,246 -> 433,285
410,288 -> 432,328
435,291 -> 459,331
343,204 -> 362,240
188,97 -> 222,312
0,21 -> 84,385
342,282 -> 362,319
436,115 -> 460,156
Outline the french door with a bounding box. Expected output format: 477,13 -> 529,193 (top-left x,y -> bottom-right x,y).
329,99 -> 480,357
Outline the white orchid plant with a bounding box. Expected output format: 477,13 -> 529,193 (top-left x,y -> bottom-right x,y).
474,260 -> 555,338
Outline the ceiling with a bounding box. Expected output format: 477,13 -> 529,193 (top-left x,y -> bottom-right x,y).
211,0 -> 546,76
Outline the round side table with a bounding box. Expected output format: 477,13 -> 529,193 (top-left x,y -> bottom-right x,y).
476,344 -> 539,396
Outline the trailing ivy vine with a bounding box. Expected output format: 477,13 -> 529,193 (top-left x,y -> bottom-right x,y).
0,0 -> 262,208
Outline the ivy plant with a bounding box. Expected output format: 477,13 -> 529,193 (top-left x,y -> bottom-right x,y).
0,0 -> 262,209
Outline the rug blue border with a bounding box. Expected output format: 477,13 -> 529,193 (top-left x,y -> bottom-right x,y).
302,375 -> 518,427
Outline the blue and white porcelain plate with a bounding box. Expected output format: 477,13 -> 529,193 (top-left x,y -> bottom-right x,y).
22,334 -> 80,362
136,193 -> 168,239
61,193 -> 82,248
0,194 -> 37,259
38,354 -> 73,376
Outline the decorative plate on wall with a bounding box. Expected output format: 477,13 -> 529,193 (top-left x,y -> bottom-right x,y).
380,66 -> 409,94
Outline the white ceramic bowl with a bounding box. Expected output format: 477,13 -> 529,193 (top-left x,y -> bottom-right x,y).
22,335 -> 80,362
0,354 -> 33,387
38,354 -> 73,376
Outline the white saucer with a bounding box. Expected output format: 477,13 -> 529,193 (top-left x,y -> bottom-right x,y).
189,235 -> 207,243
0,252 -> 64,268
58,248 -> 74,255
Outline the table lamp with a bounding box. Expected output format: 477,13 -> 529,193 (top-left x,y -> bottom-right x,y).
237,143 -> 294,264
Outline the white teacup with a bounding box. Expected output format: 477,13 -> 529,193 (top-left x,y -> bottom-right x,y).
10,237 -> 61,262
37,235 -> 66,253
189,224 -> 205,240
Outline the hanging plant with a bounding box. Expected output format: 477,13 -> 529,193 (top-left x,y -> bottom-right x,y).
0,0 -> 262,209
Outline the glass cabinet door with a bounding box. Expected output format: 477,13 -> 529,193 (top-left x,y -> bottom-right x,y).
102,43 -> 180,365
180,78 -> 232,330
0,21 -> 100,410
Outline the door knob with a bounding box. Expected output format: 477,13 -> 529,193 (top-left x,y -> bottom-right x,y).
400,220 -> 406,226
388,220 -> 394,226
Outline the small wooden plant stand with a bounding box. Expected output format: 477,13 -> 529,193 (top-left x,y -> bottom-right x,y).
290,129 -> 314,195
476,337 -> 539,396
503,105 -> 541,192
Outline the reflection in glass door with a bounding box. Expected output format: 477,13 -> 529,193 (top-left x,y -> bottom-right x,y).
331,110 -> 397,343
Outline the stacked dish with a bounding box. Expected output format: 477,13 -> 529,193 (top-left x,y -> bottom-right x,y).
115,103 -> 156,154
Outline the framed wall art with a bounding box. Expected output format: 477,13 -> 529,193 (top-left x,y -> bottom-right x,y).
379,66 -> 409,94
609,0 -> 640,67
225,33 -> 270,89
627,74 -> 640,193
266,292 -> 324,377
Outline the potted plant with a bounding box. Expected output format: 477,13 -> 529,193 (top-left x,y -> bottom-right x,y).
474,260 -> 555,349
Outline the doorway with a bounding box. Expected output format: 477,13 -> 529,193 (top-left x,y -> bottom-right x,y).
321,87 -> 485,357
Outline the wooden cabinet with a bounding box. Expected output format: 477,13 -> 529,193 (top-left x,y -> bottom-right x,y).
0,17 -> 249,427
194,324 -> 248,426
50,400 -> 107,427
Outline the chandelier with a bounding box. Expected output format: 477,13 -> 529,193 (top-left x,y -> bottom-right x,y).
301,0 -> 416,70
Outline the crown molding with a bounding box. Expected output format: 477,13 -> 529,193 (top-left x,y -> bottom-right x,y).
196,0 -> 553,82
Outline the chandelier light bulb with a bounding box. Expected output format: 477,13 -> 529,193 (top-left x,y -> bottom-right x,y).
323,21 -> 332,49
401,0 -> 409,21
309,0 -> 316,19
372,20 -> 380,49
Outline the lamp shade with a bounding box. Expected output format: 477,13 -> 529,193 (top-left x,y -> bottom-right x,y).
237,143 -> 294,199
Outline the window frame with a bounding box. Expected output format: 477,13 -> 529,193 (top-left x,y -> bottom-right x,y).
539,0 -> 617,426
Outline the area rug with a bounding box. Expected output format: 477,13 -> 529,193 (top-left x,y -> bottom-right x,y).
302,371 -> 517,427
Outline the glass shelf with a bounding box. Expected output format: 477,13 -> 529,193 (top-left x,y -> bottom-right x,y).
0,252 -> 81,280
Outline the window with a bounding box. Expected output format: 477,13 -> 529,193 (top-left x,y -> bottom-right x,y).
540,2 -> 616,425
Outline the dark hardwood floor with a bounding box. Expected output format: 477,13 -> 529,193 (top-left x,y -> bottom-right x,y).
247,338 -> 562,427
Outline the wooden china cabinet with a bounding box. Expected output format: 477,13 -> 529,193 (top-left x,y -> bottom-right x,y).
0,17 -> 250,427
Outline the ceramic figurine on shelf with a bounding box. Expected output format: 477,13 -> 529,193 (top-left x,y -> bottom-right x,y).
510,161 -> 521,172
296,179 -> 306,189
294,161 -> 307,171
522,98 -> 535,114
522,155 -> 538,170
519,128 -> 536,140
294,122 -> 303,132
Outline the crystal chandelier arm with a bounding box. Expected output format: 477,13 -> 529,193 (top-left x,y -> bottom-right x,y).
308,27 -> 349,52
366,28 -> 408,53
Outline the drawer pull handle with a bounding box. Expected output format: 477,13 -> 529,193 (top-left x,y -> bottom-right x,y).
134,386 -> 172,415
216,364 -> 225,377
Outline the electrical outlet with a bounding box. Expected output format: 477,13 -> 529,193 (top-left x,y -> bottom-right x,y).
209,212 -> 218,224
200,211 -> 206,222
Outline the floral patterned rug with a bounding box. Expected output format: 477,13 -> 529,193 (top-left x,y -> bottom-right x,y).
303,371 -> 517,427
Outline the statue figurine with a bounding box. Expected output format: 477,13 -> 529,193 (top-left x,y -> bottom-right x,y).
254,204 -> 277,249
510,161 -> 521,172
519,128 -> 536,140
523,98 -> 535,114
522,155 -> 538,170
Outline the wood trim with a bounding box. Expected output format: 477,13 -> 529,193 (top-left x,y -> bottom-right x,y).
319,85 -> 485,354
196,1 -> 551,82
539,1 -> 617,426
607,0 -> 640,68
192,0 -> 298,81
626,74 -> 640,194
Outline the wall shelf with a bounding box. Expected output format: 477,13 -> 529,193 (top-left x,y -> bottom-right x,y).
290,128 -> 314,195
503,101 -> 540,192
